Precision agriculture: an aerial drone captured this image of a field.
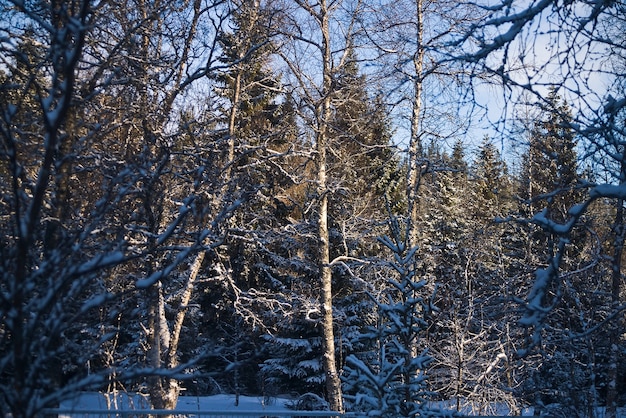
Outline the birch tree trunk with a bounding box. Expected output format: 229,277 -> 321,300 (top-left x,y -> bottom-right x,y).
406,0 -> 425,249
317,0 -> 343,410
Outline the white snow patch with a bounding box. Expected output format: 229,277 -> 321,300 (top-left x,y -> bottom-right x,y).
57,392 -> 626,416
59,392 -> 291,413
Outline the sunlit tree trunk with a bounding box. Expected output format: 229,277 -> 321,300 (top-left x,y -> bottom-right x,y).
406,0 -> 425,249
317,0 -> 343,410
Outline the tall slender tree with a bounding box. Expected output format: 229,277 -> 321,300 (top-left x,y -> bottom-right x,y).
198,0 -> 305,399
357,0 -> 485,248
274,0 -> 371,409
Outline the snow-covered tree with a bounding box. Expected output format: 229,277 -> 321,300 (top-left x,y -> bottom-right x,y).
0,0 -> 245,415
344,213 -> 441,417
452,0 -> 626,413
0,4 -> 112,417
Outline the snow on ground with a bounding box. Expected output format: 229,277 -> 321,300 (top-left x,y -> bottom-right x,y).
59,393 -> 626,416
60,392 -> 291,412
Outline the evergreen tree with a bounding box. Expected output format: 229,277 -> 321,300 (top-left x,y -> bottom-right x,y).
473,136 -> 511,220
513,89 -> 607,413
450,139 -> 469,173
344,215 -> 438,417
519,88 -> 581,222
327,49 -> 402,248
515,88 -> 585,287
197,0 -> 305,398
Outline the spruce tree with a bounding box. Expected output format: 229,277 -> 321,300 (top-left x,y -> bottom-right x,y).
450,139 -> 469,173
514,89 -> 605,413
344,215 -> 437,417
198,0 -> 303,397
519,88 -> 581,222
328,49 -> 401,234
473,136 -> 511,220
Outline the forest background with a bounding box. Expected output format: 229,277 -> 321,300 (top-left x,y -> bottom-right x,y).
0,0 -> 625,416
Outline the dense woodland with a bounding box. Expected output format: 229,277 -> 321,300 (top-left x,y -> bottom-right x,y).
0,0 -> 625,416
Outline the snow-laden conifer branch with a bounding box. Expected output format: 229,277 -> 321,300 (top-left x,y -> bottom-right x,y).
343,213 -> 442,417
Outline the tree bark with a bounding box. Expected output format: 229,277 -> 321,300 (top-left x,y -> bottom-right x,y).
406,0 -> 425,249
317,0 -> 343,411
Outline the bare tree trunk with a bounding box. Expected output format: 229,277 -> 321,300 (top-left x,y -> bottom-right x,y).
406,0 -> 425,249
318,156 -> 343,412
147,282 -> 179,411
317,0 -> 343,411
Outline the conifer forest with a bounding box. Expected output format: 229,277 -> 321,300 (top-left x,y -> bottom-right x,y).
1,0 -> 625,416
